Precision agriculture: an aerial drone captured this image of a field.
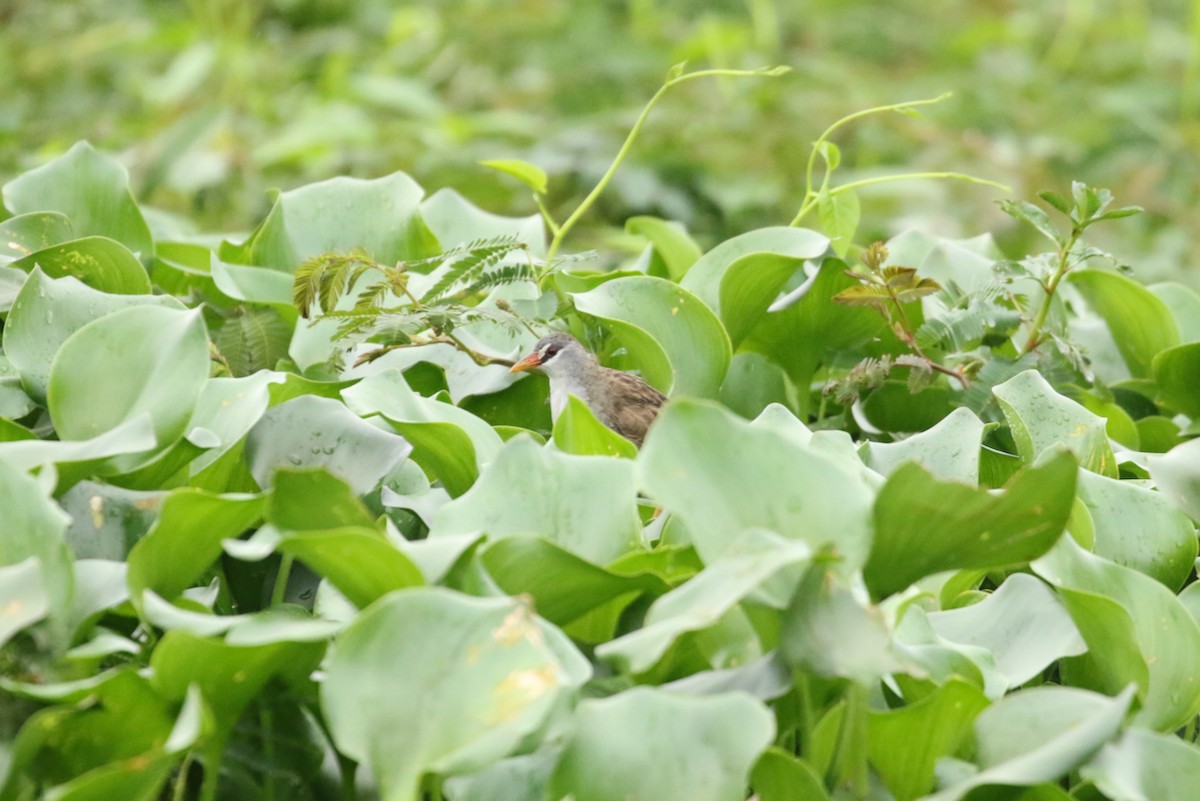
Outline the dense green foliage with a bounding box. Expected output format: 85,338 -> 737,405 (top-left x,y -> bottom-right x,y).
3,4 -> 1200,801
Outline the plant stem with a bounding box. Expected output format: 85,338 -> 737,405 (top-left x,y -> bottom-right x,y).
270,555 -> 293,606
1021,226 -> 1081,354
790,171 -> 1010,227
829,683 -> 870,799
545,65 -> 787,262
172,750 -> 195,801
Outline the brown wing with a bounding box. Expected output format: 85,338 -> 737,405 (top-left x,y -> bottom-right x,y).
596,368 -> 667,447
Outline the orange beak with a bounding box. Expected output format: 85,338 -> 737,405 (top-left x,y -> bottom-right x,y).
509,352 -> 542,373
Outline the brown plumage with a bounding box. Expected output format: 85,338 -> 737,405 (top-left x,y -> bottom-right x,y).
510,333 -> 666,447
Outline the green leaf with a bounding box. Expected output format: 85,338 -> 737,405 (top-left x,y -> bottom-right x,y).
480,535 -> 667,626
1075,469 -> 1196,590
238,172 -> 439,271
572,275 -> 730,397
550,688 -> 774,801
625,216 -> 702,281
322,589 -> 586,800
867,679 -> 990,801
1150,281 -> 1200,343
3,269 -> 183,403
864,406 -> 984,483
1153,342 -> 1200,417
48,306 -> 210,454
717,352 -> 791,420
927,573 -> 1086,688
210,258 -> 295,307
640,400 -> 873,568
11,237 -> 151,295
1069,269 -> 1181,378
924,686 -> 1133,801
552,395 -> 638,458
597,530 -> 810,673
0,558 -> 50,649
863,450 -> 1077,600
1082,728 -> 1200,801
998,199 -> 1060,244
0,416 -> 157,491
818,188 -> 861,257
2,142 -> 153,257
214,308 -> 292,377
245,395 -> 413,494
751,748 -> 830,801
1037,191 -> 1071,215
480,159 -> 548,194
421,188 -> 546,255
993,369 -> 1116,477
432,436 -> 641,564
126,489 -> 265,608
1034,536 -> 1200,730
0,457 -> 74,628
0,211 -> 74,262
1147,438 -> 1200,522
278,527 -> 424,607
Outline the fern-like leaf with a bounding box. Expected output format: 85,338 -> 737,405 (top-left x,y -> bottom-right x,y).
215,309 -> 293,376
419,236 -> 524,304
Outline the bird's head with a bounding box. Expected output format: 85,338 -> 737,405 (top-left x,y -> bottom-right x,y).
509,332 -> 588,377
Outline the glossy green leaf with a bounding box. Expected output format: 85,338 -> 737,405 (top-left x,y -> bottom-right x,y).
0,211 -> 74,262
597,530 -> 810,673
3,269 -> 182,402
993,369 -> 1116,476
0,559 -> 49,649
1075,469 -> 1196,589
625,216 -> 702,281
750,748 -> 830,801
864,406 -> 984,483
322,589 -> 586,801
432,436 -> 641,564
1082,728 -> 1200,801
924,686 -> 1133,801
47,305 -> 209,456
717,351 -> 791,419
1150,281 -> 1200,343
126,489 -> 265,608
2,142 -> 153,257
927,573 -> 1086,688
480,535 -> 666,625
1034,536 -> 1200,730
1069,269 -> 1180,378
0,458 -> 73,628
572,275 -> 730,397
638,399 -> 874,568
11,237 -> 151,295
0,415 -> 157,490
421,188 -> 545,255
480,158 -> 548,194
818,188 -> 861,257
1152,342 -> 1200,417
278,527 -> 424,608
245,394 -> 412,493
550,688 -> 774,801
552,394 -> 637,458
867,679 -> 990,801
209,257 -> 294,306
864,450 -> 1077,600
1147,438 -> 1200,522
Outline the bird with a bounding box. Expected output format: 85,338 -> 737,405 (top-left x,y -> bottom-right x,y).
509,332 -> 666,447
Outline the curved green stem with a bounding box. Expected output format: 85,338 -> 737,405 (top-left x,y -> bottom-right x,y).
545,65 -> 789,263
1021,226 -> 1082,354
790,171 -> 1010,227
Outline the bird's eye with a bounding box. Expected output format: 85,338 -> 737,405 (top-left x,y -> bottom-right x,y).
542,345 -> 560,360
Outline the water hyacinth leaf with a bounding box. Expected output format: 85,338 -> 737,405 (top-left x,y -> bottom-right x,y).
443,749 -> 561,801
550,688 -> 774,801
59,480 -> 162,562
186,371 -> 286,474
3,269 -> 183,402
638,400 -> 874,568
11,237 -> 151,295
552,395 -> 637,458
571,276 -> 729,397
750,748 -> 830,801
1075,469 -> 1196,589
0,558 -> 50,649
239,172 -> 439,271
924,686 -> 1133,801
420,188 -> 546,255
1147,438 -> 1200,522
1034,536 -> 1200,730
1150,281 -> 1200,343
1069,269 -> 1180,378
2,142 -> 154,257
126,489 -> 265,608
0,211 -> 74,262
267,468 -> 377,531
1082,728 -> 1200,801
0,458 -> 74,625
680,226 -> 828,316
818,188 -> 861,257
993,369 -> 1116,476
625,216 -> 702,281
597,530 -> 811,674
277,527 -> 424,608
322,590 -> 584,801
864,450 -> 1076,600
0,415 -> 157,490
867,679 -> 990,801
717,351 -> 791,420
718,252 -> 812,348
209,257 -> 296,306
480,535 -> 666,626
432,436 -> 641,564
47,306 -> 210,450
245,395 -> 412,493
927,573 -> 1086,688
1152,342 -> 1200,417
864,406 -> 984,483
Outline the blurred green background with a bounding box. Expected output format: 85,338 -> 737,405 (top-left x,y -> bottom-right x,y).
3,0 -> 1197,283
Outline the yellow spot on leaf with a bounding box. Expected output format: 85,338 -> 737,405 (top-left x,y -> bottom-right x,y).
89,495 -> 104,529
